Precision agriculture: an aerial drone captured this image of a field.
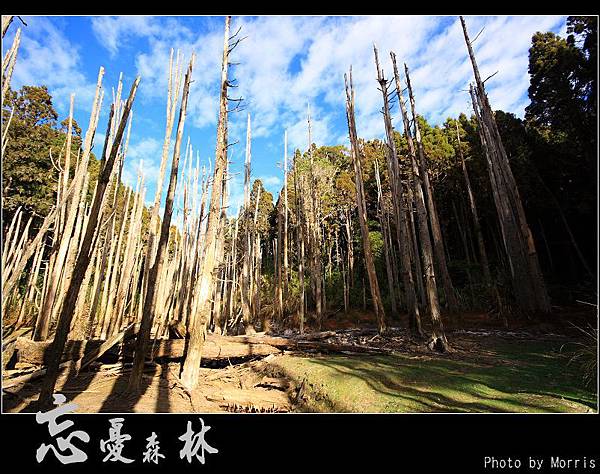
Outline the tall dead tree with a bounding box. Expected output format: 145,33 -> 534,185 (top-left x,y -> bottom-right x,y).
2,26 -> 21,101
392,55 -> 449,352
180,16 -> 240,389
404,63 -> 459,313
38,76 -> 140,408
374,47 -> 422,336
33,69 -> 105,341
293,150 -> 306,334
240,113 -> 254,334
374,158 -> 399,319
306,106 -> 324,329
455,120 -> 492,284
2,15 -> 14,38
128,55 -> 194,393
344,67 -> 386,334
283,130 -> 289,292
461,16 -> 550,314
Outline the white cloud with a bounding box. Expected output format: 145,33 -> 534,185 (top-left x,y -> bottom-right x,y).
226,171 -> 245,217
91,16 -> 159,57
6,15 -> 569,221
127,136 -> 161,161
112,15 -> 567,151
5,17 -> 98,115
257,174 -> 283,198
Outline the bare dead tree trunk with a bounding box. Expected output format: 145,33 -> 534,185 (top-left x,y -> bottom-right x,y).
374,159 -> 399,319
404,63 -> 458,313
307,107 -> 324,330
344,208 -> 355,289
283,131 -> 289,295
375,47 -> 422,336
38,76 -> 140,408
293,150 -> 306,334
345,67 -> 386,334
33,69 -> 105,341
180,16 -> 236,389
128,56 -> 193,393
240,113 -> 254,334
2,27 -> 21,101
455,120 -> 492,284
461,16 -> 550,314
2,15 -> 14,38
393,55 -> 449,352
275,201 -> 284,321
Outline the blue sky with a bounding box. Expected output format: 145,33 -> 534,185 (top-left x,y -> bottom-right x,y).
3,15 -> 568,220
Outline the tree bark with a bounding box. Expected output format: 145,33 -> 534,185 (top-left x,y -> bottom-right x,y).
392,54 -> 449,352
404,63 -> 458,313
375,48 -> 422,336
37,76 -> 140,408
179,17 -> 232,389
128,56 -> 193,393
344,68 -> 386,334
461,16 -> 550,314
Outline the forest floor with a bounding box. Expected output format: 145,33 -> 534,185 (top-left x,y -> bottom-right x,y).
2,306 -> 597,414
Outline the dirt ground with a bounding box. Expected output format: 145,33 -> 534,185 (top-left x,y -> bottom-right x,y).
2,305 -> 596,414
3,355 -> 298,413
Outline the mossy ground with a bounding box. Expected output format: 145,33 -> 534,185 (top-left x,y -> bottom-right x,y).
270,338 -> 597,413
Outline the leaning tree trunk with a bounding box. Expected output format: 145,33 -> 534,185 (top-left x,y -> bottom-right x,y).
374,47 -> 422,336
38,76 -> 140,409
461,16 -> 550,314
374,159 -> 399,319
393,54 -> 449,352
128,56 -> 193,393
455,120 -> 492,284
404,63 -> 458,313
33,70 -> 105,341
344,68 -> 386,334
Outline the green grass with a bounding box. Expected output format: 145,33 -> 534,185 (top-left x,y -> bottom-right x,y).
270,340 -> 597,413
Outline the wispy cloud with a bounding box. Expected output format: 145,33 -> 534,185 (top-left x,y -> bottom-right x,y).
5,17 -> 98,115
4,15 -> 568,220
90,16 -> 160,57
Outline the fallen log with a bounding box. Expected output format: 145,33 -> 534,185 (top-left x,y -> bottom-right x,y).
78,323 -> 138,371
126,333 -> 392,360
231,334 -> 393,355
15,338 -> 107,366
295,330 -> 337,341
13,323 -> 138,367
3,360 -> 72,390
127,334 -> 282,360
2,326 -> 33,347
11,330 -> 391,368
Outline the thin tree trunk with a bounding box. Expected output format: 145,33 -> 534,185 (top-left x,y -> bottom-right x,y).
404,63 -> 458,312
374,159 -> 398,319
180,17 -> 233,389
38,76 -> 140,408
128,57 -> 193,393
344,68 -> 386,334
392,54 -> 449,351
456,121 -> 492,284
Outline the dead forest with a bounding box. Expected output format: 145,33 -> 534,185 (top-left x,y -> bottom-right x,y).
1,15 -> 597,413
